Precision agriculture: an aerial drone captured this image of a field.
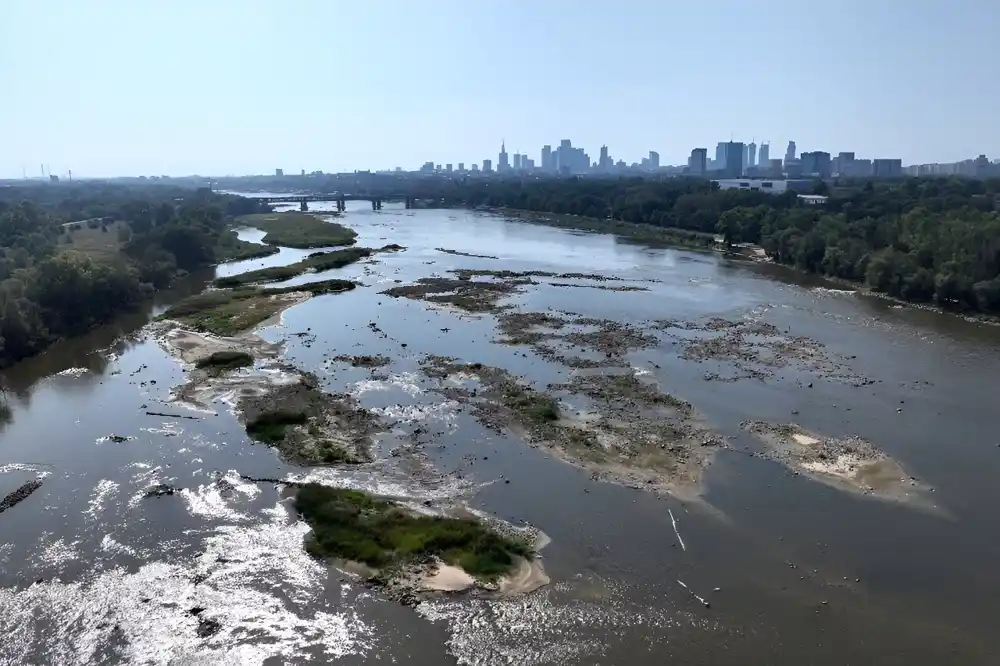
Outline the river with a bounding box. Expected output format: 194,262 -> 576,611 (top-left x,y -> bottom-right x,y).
2,200 -> 1000,664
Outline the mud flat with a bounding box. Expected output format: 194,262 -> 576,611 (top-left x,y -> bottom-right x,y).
330,354 -> 391,368
741,421 -> 930,506
293,482 -> 545,603
381,276 -> 526,313
655,316 -> 872,385
496,311 -> 660,368
435,247 -> 499,260
157,326 -> 281,366
240,373 -> 380,465
420,356 -> 721,497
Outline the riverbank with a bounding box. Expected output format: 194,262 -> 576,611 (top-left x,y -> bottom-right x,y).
493,207 -> 717,250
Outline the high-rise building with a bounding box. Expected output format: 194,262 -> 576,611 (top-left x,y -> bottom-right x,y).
470,163 -> 480,172
872,158 -> 903,178
759,143 -> 770,165
446,164 -> 453,173
275,168 -> 284,177
457,162 -> 465,172
724,142 -> 745,178
747,142 -> 757,169
599,145 -> 611,171
648,151 -> 660,170
715,142 -> 727,170
483,159 -> 493,173
834,152 -> 855,176
541,145 -> 553,172
688,148 -> 708,176
513,154 -> 522,170
800,151 -> 831,177
784,141 -> 797,164
498,141 -> 509,172
743,145 -> 750,170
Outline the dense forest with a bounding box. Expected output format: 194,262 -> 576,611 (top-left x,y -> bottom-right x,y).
0,184 -> 267,366
418,176 -> 1000,315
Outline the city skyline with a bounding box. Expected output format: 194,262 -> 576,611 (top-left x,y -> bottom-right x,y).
4,1 -> 1000,178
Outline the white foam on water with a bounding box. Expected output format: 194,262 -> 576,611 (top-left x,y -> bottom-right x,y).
0,463 -> 52,479
84,480 -> 119,521
55,367 -> 90,377
37,537 -> 81,571
179,484 -> 250,524
100,535 -> 138,557
373,400 -> 459,423
0,500 -> 374,665
416,580 -> 724,665
351,372 -> 424,398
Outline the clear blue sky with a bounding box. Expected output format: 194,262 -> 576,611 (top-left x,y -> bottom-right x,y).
2,0 -> 998,178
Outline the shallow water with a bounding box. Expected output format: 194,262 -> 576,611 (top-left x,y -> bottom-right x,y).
2,201 -> 1000,664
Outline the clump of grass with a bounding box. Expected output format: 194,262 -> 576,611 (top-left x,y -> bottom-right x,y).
504,387 -> 560,423
195,350 -> 254,373
245,409 -> 308,444
214,247 -> 374,287
294,483 -> 532,580
236,213 -> 357,249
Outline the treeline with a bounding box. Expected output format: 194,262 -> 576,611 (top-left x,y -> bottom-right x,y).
0,184 -> 268,366
423,176 -> 1000,315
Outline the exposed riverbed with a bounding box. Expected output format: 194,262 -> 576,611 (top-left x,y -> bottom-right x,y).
2,201 -> 1000,664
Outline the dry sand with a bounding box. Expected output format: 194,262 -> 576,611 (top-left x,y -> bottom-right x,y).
741,421 -> 937,509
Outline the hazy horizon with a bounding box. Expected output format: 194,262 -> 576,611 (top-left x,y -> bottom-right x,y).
3,0 -> 999,179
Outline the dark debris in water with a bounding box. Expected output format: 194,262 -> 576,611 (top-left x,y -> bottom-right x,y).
0,478 -> 43,515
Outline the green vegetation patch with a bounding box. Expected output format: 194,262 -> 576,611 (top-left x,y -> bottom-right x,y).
294,482 -> 532,580
194,350 -> 254,374
236,212 -> 357,249
160,278 -> 355,335
239,375 -> 380,465
215,228 -> 280,262
214,247 -> 375,287
246,409 -> 308,443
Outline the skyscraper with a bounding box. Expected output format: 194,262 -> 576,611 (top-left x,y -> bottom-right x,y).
747,142 -> 757,169
715,142 -> 727,170
513,154 -> 522,170
648,151 -> 660,170
785,141 -> 796,165
483,159 -> 493,173
724,142 -> 744,178
498,141 -> 509,172
688,148 -> 707,176
599,145 -> 610,172
541,145 -> 552,172
759,143 -> 770,165
743,145 -> 750,170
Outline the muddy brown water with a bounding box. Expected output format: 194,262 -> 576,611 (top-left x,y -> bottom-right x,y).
2,201 -> 1000,664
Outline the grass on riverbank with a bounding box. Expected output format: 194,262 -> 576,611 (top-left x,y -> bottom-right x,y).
236,212 -> 357,249
496,208 -> 716,249
216,228 -> 281,262
160,278 -> 355,335
294,482 -> 533,580
214,247 -> 375,287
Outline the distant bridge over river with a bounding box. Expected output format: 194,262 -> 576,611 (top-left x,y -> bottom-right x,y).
249,193 -> 416,211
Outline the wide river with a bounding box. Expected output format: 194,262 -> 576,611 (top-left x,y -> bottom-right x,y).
2,201 -> 1000,664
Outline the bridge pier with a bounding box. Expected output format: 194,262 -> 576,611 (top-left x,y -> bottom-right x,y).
371,198 -> 382,211
336,199 -> 345,212
300,201 -> 308,212
404,197 -> 411,209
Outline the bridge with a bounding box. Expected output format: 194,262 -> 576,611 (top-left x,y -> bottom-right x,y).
249,194 -> 416,212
